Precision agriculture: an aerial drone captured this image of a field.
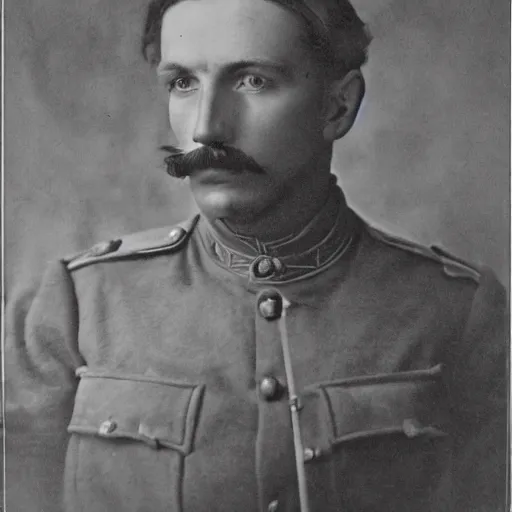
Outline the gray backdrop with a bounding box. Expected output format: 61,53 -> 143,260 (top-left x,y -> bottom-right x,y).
6,0 -> 510,298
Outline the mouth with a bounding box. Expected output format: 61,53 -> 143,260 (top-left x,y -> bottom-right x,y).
191,167 -> 249,183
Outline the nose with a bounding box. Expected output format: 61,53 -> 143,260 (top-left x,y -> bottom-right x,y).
192,86 -> 233,146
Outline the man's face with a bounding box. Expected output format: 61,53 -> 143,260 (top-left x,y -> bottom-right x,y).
159,0 -> 332,223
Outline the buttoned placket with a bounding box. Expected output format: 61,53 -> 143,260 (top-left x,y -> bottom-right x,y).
254,289 -> 311,512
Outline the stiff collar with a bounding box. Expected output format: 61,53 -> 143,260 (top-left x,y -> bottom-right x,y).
197,184 -> 359,284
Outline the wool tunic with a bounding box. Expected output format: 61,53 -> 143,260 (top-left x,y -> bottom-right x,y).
6,188 -> 507,512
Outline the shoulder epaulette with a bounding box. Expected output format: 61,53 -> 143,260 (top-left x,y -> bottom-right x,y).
366,225 -> 481,284
429,245 -> 481,283
64,215 -> 200,272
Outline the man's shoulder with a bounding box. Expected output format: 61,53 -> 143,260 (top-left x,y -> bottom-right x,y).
361,222 -> 485,286
357,221 -> 506,322
63,215 -> 200,272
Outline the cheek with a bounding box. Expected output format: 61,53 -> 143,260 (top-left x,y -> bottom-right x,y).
246,94 -> 325,155
168,99 -> 195,146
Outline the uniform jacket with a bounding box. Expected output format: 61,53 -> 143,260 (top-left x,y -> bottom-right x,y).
6,186 -> 508,512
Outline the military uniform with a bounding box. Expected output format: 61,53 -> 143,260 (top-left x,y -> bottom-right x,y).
6,185 -> 507,512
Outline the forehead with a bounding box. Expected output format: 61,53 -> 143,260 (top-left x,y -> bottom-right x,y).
160,0 -> 310,67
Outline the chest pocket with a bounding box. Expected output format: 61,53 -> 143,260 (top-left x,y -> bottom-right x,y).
300,364 -> 448,455
299,365 -> 450,511
68,367 -> 204,454
65,368 -> 204,511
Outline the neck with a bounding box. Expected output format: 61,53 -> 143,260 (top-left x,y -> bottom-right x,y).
197,180 -> 358,284
221,172 -> 334,242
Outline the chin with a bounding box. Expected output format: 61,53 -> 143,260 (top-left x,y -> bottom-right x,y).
191,186 -> 265,223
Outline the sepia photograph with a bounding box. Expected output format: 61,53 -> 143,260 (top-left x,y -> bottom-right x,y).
4,0 -> 510,511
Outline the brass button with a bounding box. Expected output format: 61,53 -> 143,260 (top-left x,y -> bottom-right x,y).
168,227 -> 186,244
99,420 -> 117,435
303,447 -> 322,462
256,257 -> 274,277
268,500 -> 279,512
272,258 -> 284,273
260,376 -> 281,401
259,298 -> 279,319
257,290 -> 283,320
251,256 -> 284,279
403,418 -> 422,438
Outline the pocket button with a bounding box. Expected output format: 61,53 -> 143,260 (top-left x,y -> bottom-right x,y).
403,418 -> 422,438
99,419 -> 117,435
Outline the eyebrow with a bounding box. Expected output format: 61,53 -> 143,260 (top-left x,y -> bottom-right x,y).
156,59 -> 294,79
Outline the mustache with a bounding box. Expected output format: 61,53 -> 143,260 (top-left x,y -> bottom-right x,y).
161,144 -> 266,178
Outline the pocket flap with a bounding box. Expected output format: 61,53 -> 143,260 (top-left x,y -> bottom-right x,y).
323,365 -> 447,444
68,368 -> 204,454
301,365 -> 448,452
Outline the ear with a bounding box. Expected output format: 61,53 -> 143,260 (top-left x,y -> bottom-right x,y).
323,70 -> 365,142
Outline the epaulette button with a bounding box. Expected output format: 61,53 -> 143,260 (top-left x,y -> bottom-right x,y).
89,239 -> 122,257
168,227 -> 186,244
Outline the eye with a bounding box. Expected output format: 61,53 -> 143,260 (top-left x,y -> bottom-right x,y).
237,74 -> 269,92
168,76 -> 198,94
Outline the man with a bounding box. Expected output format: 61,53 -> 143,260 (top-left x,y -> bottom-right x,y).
6,0 -> 507,511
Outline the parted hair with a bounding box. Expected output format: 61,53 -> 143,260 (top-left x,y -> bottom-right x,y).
142,0 -> 372,76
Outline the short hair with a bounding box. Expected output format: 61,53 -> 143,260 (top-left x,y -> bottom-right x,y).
142,0 -> 372,75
